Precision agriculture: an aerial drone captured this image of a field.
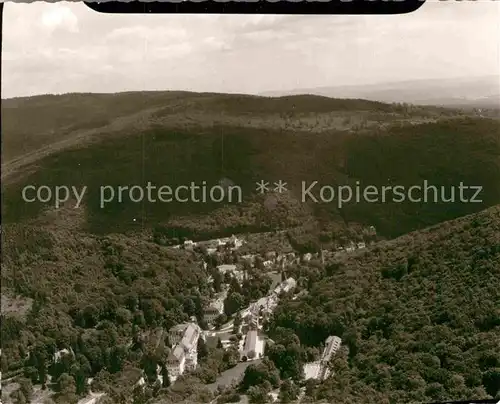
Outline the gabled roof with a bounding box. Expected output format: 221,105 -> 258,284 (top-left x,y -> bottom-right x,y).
169,345 -> 185,362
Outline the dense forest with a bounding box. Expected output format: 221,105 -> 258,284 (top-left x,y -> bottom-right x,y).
2,204 -> 499,403
3,93 -> 500,242
262,205 -> 500,403
2,92 -> 499,404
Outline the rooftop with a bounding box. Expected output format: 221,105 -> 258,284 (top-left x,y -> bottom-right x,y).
170,345 -> 185,361
243,330 -> 258,353
180,324 -> 200,350
217,264 -> 237,272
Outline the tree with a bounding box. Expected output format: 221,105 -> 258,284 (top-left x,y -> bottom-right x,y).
482,368 -> 500,397
279,379 -> 300,403
217,337 -> 224,349
234,312 -> 243,329
132,384 -> 147,404
267,329 -> 304,381
254,256 -> 265,271
247,386 -> 271,404
214,314 -> 228,329
56,373 -> 78,404
24,366 -> 39,383
241,359 -> 280,391
10,389 -> 27,404
161,365 -> 171,388
224,292 -> 245,317
213,270 -> 223,293
198,337 -> 209,362
222,347 -> 239,369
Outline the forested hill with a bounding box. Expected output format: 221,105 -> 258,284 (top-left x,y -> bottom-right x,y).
2,92 -> 500,241
267,204 -> 500,404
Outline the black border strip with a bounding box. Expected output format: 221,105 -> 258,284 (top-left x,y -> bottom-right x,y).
427,400 -> 499,404
85,0 -> 426,15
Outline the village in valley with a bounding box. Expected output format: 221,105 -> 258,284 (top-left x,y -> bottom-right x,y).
2,226 -> 377,404
119,232 -> 372,403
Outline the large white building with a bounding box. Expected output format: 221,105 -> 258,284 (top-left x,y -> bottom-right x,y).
303,335 -> 342,381
321,336 -> 342,363
166,323 -> 202,382
273,277 -> 297,296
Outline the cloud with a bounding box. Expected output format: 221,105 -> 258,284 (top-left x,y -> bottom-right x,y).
2,1 -> 499,98
41,5 -> 79,33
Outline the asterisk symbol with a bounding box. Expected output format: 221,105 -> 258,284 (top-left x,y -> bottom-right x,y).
274,180 -> 288,193
256,180 -> 269,194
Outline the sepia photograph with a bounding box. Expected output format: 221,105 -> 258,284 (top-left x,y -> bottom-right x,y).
1,2 -> 500,404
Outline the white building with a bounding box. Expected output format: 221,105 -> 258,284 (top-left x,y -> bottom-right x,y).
217,264 -> 237,274
273,277 -> 296,296
217,264 -> 243,283
303,362 -> 322,380
166,323 -> 202,382
241,330 -> 258,359
321,336 -> 342,363
166,345 -> 186,381
54,348 -> 74,363
229,235 -> 244,249
204,296 -> 225,323
169,323 -> 189,346
251,294 -> 278,317
303,336 -> 341,381
345,243 -> 356,253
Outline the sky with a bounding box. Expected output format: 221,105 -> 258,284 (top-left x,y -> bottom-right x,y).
2,1 -> 500,98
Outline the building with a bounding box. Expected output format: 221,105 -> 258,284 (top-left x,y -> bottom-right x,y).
54,348 -> 75,363
180,323 -> 201,371
169,323 -> 190,346
321,336 -> 342,363
303,253 -> 312,262
303,336 -> 341,381
166,345 -> 186,380
229,235 -> 243,249
251,294 -> 277,316
303,362 -> 322,380
273,277 -> 296,296
357,242 -> 366,249
203,298 -> 224,324
241,330 -> 258,359
217,264 -> 243,283
217,264 -> 237,274
166,323 -> 202,381
244,312 -> 259,330
241,254 -> 255,264
345,243 -> 356,253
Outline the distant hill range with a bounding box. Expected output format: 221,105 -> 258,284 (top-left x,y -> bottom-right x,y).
261,75 -> 500,108
2,91 -> 500,240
